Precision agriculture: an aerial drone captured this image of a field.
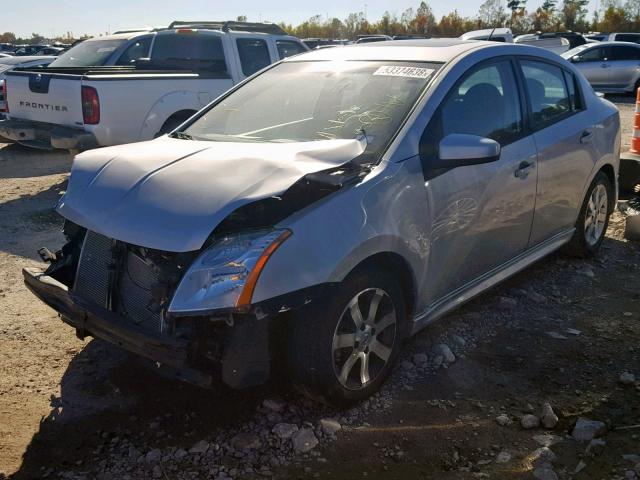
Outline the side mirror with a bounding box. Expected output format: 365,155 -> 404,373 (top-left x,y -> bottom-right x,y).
571,55 -> 582,63
437,133 -> 500,168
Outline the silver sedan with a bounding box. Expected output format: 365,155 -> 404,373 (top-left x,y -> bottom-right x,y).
562,41 -> 640,93
25,40 -> 620,404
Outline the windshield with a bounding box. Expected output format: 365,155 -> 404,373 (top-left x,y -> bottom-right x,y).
562,45 -> 592,59
49,39 -> 125,67
184,61 -> 438,159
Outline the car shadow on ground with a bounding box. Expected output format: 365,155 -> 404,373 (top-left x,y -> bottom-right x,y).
0,178 -> 67,258
9,338 -> 272,479
0,143 -> 71,179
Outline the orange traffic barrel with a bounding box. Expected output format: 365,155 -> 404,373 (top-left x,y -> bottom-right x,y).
631,87 -> 640,154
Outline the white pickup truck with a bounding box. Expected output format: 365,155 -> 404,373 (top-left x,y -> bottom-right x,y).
0,21 -> 308,151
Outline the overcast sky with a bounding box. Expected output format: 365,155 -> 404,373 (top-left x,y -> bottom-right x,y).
4,0 -> 600,38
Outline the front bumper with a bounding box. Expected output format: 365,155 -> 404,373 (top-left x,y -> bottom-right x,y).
23,265 -> 339,389
0,118 -> 98,151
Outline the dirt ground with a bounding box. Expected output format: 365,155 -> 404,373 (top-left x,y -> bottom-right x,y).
0,98 -> 639,480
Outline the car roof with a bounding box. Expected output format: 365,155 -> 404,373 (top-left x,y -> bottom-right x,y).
285,39 -> 502,63
584,41 -> 640,47
84,31 -> 151,42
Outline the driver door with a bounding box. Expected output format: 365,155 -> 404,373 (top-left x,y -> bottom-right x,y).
421,59 -> 538,303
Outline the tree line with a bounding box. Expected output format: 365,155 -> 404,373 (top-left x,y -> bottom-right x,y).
2,0 -> 640,46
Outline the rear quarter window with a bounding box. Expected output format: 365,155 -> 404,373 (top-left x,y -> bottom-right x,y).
151,33 -> 228,75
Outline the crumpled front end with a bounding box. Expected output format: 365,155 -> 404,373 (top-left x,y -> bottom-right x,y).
24,222 -> 283,389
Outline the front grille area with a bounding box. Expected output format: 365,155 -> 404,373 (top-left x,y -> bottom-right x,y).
73,230 -> 164,333
116,250 -> 163,331
74,231 -> 113,308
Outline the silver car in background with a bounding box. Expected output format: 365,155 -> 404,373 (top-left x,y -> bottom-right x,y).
24,40 -> 620,404
562,41 -> 640,93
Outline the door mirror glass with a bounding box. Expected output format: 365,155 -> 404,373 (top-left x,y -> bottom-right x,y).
437,133 -> 500,167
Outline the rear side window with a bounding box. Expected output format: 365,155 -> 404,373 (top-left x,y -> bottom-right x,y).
236,39 -> 271,76
615,33 -> 640,43
521,61 -> 571,128
151,33 -> 228,74
276,40 -> 306,59
435,61 -> 523,145
115,37 -> 152,65
610,45 -> 640,60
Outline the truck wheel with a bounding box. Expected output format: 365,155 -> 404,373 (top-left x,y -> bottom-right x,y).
288,266 -> 406,405
564,172 -> 613,258
155,111 -> 195,138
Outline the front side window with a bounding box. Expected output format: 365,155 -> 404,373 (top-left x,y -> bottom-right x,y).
237,39 -> 271,76
115,37 -> 152,65
521,60 -> 571,127
276,40 -> 306,59
151,33 -> 227,74
49,40 -> 126,67
578,46 -> 606,62
184,61 -> 438,162
434,60 -> 523,145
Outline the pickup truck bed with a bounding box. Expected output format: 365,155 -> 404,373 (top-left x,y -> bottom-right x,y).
0,26 -> 308,151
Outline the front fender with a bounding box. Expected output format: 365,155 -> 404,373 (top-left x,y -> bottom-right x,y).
252,156 -> 431,315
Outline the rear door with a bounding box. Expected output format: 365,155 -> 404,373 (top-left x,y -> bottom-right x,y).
5,71 -> 84,127
421,59 -> 538,303
519,59 -> 596,244
607,44 -> 640,90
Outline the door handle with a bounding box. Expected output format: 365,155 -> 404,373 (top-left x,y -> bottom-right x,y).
514,161 -> 535,179
600,63 -> 610,68
580,129 -> 594,143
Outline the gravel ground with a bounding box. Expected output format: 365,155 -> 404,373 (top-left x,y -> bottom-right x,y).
0,98 -> 639,480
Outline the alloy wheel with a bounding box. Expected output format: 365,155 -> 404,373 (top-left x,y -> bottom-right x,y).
584,183 -> 608,247
332,288 -> 397,390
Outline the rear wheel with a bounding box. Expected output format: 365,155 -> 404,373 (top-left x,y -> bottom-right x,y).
564,172 -> 613,257
288,266 -> 406,405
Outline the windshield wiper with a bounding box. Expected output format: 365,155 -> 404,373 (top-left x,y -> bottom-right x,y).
169,131 -> 194,140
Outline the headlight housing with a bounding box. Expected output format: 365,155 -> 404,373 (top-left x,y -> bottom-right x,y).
168,229 -> 291,314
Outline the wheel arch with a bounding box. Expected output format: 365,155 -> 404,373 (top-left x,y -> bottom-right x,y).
343,251 -> 418,319
137,91 -> 203,141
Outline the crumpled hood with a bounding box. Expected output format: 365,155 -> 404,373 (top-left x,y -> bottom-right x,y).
57,137 -> 365,252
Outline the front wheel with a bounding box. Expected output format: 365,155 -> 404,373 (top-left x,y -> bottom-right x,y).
288,266 -> 406,405
564,172 -> 613,257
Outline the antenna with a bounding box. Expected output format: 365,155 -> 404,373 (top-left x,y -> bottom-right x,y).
487,27 -> 497,41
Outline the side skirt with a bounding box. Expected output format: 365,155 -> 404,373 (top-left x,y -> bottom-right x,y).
410,228 -> 575,335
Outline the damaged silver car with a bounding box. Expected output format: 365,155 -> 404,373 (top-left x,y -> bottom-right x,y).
25,40 -> 620,404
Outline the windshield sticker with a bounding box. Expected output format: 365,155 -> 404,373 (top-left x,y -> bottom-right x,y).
96,47 -> 117,53
373,66 -> 434,79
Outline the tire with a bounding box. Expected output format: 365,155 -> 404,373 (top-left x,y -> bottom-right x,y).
288,265 -> 407,406
564,172 -> 613,258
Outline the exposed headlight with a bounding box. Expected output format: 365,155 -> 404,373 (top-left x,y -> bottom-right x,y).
168,229 -> 291,314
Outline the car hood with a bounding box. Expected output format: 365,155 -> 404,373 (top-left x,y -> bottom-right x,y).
57,137 -> 366,252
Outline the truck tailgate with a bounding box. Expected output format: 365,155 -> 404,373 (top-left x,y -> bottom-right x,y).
5,71 -> 84,128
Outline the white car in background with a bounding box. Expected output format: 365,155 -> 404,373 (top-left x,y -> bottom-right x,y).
514,34 -> 570,54
460,28 -> 514,43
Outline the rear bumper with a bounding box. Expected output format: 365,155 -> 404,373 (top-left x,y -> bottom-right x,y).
0,118 -> 98,151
